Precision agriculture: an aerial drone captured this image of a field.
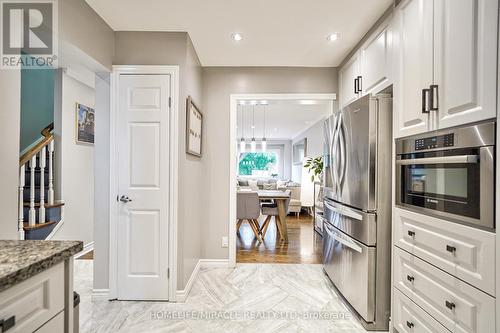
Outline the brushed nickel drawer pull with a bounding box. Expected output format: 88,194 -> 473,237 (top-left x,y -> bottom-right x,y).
0,315 -> 16,332
445,300 -> 456,310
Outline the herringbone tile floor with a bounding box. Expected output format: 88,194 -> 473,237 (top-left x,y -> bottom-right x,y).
75,260 -> 369,333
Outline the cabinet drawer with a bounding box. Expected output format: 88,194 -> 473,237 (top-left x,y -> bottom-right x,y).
0,262 -> 65,333
35,311 -> 64,333
394,247 -> 495,333
394,208 -> 495,294
393,288 -> 450,333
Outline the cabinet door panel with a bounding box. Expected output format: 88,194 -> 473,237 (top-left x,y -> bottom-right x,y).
360,21 -> 392,95
393,0 -> 433,138
434,0 -> 497,129
339,54 -> 360,109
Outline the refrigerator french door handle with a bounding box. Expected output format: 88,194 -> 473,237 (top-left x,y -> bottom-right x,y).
324,223 -> 363,253
332,116 -> 341,192
338,116 -> 347,187
327,119 -> 336,188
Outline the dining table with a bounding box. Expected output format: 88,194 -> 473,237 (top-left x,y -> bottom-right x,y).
239,189 -> 291,242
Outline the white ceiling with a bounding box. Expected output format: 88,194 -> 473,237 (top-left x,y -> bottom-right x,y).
237,100 -> 332,140
85,0 -> 392,67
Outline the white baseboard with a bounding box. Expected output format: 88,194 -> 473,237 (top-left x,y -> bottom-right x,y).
199,259 -> 230,268
91,288 -> 110,300
175,259 -> 230,302
175,260 -> 201,302
45,219 -> 64,240
75,241 -> 94,259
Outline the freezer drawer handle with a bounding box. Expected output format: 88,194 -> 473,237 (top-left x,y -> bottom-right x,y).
407,230 -> 415,237
445,301 -> 456,310
327,231 -> 363,253
324,201 -> 363,221
406,321 -> 414,328
406,275 -> 415,282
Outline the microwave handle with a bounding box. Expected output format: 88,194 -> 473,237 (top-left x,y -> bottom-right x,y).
396,155 -> 479,165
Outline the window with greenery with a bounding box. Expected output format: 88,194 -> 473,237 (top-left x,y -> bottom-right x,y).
238,152 -> 278,177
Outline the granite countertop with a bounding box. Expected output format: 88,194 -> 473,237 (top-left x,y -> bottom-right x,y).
0,240 -> 83,293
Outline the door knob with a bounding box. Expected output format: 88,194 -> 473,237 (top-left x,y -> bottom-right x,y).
119,195 -> 132,203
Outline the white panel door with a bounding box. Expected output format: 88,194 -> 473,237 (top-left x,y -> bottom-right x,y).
434,0 -> 498,129
393,0 -> 434,138
117,74 -> 170,300
360,19 -> 392,95
339,53 -> 360,109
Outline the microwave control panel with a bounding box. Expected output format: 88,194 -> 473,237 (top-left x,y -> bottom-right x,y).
415,133 -> 454,150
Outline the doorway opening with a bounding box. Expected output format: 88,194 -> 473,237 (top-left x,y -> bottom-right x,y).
229,94 -> 337,266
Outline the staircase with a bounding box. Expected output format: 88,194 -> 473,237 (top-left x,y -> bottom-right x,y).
18,123 -> 64,240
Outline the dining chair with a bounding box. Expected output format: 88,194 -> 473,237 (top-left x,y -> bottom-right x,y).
259,190 -> 291,240
236,191 -> 262,242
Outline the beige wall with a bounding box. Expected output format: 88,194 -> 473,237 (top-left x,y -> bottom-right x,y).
0,70 -> 21,239
291,118 -> 329,183
113,31 -> 204,290
59,0 -> 115,70
201,67 -> 338,259
52,70 -> 95,245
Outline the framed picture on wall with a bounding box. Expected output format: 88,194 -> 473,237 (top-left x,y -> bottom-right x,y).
76,103 -> 95,144
186,96 -> 203,157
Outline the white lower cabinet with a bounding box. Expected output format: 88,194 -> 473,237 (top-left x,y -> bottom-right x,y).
394,207 -> 495,295
0,263 -> 65,333
393,288 -> 450,333
394,247 -> 495,333
35,311 -> 64,333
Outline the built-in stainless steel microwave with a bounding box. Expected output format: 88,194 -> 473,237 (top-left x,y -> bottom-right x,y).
396,121 -> 495,230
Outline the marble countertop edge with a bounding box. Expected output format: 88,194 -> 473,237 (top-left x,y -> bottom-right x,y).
0,240 -> 83,293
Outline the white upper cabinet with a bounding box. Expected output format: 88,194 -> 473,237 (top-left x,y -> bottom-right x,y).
393,0 -> 434,138
339,53 -> 360,109
393,0 -> 498,138
434,0 -> 498,129
360,18 -> 393,95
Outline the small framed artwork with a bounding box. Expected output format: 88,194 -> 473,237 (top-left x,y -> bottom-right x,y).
186,96 -> 203,157
76,103 -> 95,144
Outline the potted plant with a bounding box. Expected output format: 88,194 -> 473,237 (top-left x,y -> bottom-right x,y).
304,156 -> 323,183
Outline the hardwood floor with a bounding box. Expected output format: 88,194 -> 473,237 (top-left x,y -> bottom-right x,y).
77,250 -> 94,260
237,213 -> 323,264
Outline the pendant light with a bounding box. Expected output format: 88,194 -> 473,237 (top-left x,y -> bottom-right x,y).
250,105 -> 256,152
261,103 -> 267,152
239,104 -> 246,153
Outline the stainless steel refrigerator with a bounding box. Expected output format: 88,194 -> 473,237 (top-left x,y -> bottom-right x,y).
322,94 -> 392,331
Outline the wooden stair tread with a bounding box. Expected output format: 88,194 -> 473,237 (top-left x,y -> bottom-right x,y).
23,221 -> 57,230
22,202 -> 64,208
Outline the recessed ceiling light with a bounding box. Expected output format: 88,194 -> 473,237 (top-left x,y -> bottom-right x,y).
260,100 -> 268,105
327,33 -> 339,41
231,33 -> 243,41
